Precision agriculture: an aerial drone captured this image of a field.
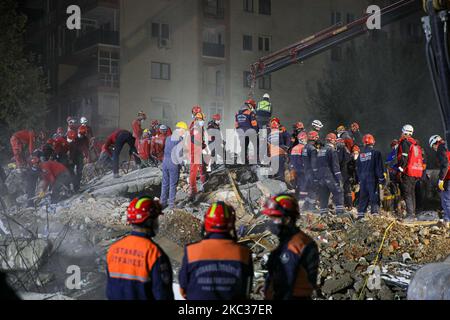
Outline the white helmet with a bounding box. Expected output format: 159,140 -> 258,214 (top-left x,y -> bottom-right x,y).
80,117 -> 88,125
429,135 -> 442,148
312,120 -> 324,129
263,93 -> 270,99
402,124 -> 414,135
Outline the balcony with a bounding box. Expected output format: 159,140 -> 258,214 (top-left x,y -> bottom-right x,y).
203,0 -> 225,19
73,30 -> 119,52
202,42 -> 225,58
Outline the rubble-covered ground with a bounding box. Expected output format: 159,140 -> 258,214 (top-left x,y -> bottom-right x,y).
0,163 -> 449,300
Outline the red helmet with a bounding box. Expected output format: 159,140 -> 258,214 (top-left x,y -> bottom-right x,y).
138,111 -> 147,120
46,138 -> 55,145
67,130 -> 77,141
127,197 -> 162,225
151,120 -> 160,127
391,139 -> 399,148
270,121 -> 280,129
212,114 -> 221,121
78,125 -> 88,136
351,122 -> 360,132
326,133 -> 337,144
270,117 -> 281,124
294,122 -> 305,130
308,131 -> 319,141
352,145 -> 361,153
261,194 -> 300,219
297,131 -> 308,141
245,99 -> 256,108
192,105 -> 202,115
363,134 -> 376,145
204,202 -> 236,234
30,156 -> 40,166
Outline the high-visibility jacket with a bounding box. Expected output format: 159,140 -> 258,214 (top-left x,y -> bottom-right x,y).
106,231 -> 174,300
179,233 -> 253,300
265,229 -> 319,300
257,100 -> 272,113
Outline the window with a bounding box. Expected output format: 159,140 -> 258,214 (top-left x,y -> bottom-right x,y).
244,0 -> 254,12
98,50 -> 120,87
208,102 -> 224,120
216,70 -> 224,97
151,62 -> 171,80
151,22 -> 170,40
258,36 -> 271,52
243,35 -> 253,51
259,74 -> 271,90
331,11 -> 342,25
243,71 -> 252,88
259,0 -> 271,15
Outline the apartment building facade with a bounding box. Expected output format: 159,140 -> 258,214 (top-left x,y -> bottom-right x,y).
24,0 -> 120,136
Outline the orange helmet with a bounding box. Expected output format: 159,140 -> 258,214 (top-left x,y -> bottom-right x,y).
212,114 -> 221,121
245,99 -> 256,109
363,134 -> 375,145
78,125 -> 88,136
261,194 -> 300,219
352,145 -> 361,153
294,122 -> 305,130
308,131 -> 319,141
298,131 -> 308,142
326,133 -> 337,144
67,130 -> 77,142
204,202 -> 236,234
127,197 -> 162,225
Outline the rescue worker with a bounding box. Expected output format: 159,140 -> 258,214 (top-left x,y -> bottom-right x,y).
132,111 -> 147,149
311,120 -> 324,147
25,157 -> 42,207
336,137 -> 352,209
138,129 -> 152,167
160,122 -> 188,209
235,99 -> 258,165
79,117 -> 94,140
52,127 -> 65,139
290,132 -> 308,199
386,139 -> 399,182
268,118 -> 288,182
106,197 -> 174,300
256,93 -> 272,129
77,125 -> 92,163
51,134 -> 70,167
32,157 -> 72,204
150,125 -> 170,163
10,130 -> 37,167
356,134 -> 385,219
150,120 -> 161,137
190,105 -> 203,130
348,145 -> 360,207
67,116 -> 78,133
300,131 -> 319,211
38,139 -> 55,162
429,135 -> 450,226
179,202 -> 253,300
67,130 -> 88,192
336,125 -> 355,152
291,122 -> 305,149
207,114 -> 224,172
262,194 -> 319,300
397,125 -> 424,221
349,122 -> 363,147
316,133 -> 345,216
101,129 -> 141,179
189,113 -> 207,200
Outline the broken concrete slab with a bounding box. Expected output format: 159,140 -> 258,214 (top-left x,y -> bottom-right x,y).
256,179 -> 288,198
1,239 -> 50,271
322,273 -> 354,296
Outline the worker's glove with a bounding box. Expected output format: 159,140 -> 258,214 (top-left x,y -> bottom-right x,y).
438,180 -> 445,192
8,163 -> 16,170
37,191 -> 46,199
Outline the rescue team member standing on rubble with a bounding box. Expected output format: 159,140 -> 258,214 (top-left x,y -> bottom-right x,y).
290,132 -> 308,199
101,129 -> 141,179
150,125 -> 171,164
397,125 -> 424,221
10,129 -> 39,167
160,122 -> 188,209
189,113 -> 207,200
138,130 -> 152,167
106,197 -> 174,300
132,111 -> 147,149
235,99 -> 258,164
179,202 -> 253,300
67,130 -> 88,192
31,157 -> 72,204
268,117 -> 288,182
190,105 -> 203,130
256,93 -> 272,129
262,194 -> 319,300
356,134 -> 385,219
429,135 -> 450,226
316,133 -> 345,216
291,122 -> 305,150
336,134 -> 353,210
207,114 -> 223,172
349,122 -> 363,147
300,131 -> 319,211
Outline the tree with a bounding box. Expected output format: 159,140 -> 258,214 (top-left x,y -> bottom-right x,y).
0,0 -> 48,163
306,32 -> 441,154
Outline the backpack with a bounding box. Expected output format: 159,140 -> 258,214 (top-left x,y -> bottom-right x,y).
405,140 -> 424,178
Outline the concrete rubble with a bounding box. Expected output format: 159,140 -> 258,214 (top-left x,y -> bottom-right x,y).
0,164 -> 449,300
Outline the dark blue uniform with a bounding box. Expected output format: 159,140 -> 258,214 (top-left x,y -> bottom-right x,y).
316,144 -> 344,215
337,142 -> 352,208
300,142 -> 318,209
265,229 -> 319,300
179,233 -> 253,300
235,108 -> 258,164
160,135 -> 183,208
356,145 -> 385,217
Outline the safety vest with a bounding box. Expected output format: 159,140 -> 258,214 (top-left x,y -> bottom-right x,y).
257,100 -> 272,113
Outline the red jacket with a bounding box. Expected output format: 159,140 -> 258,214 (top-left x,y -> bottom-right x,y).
69,138 -> 89,162
102,129 -> 126,155
138,138 -> 151,161
151,133 -> 168,161
13,130 -> 36,154
53,137 -> 69,155
39,161 -> 69,189
78,125 -> 94,140
132,119 -> 143,140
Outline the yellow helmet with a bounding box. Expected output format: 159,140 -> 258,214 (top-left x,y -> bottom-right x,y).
336,125 -> 346,133
176,121 -> 188,130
